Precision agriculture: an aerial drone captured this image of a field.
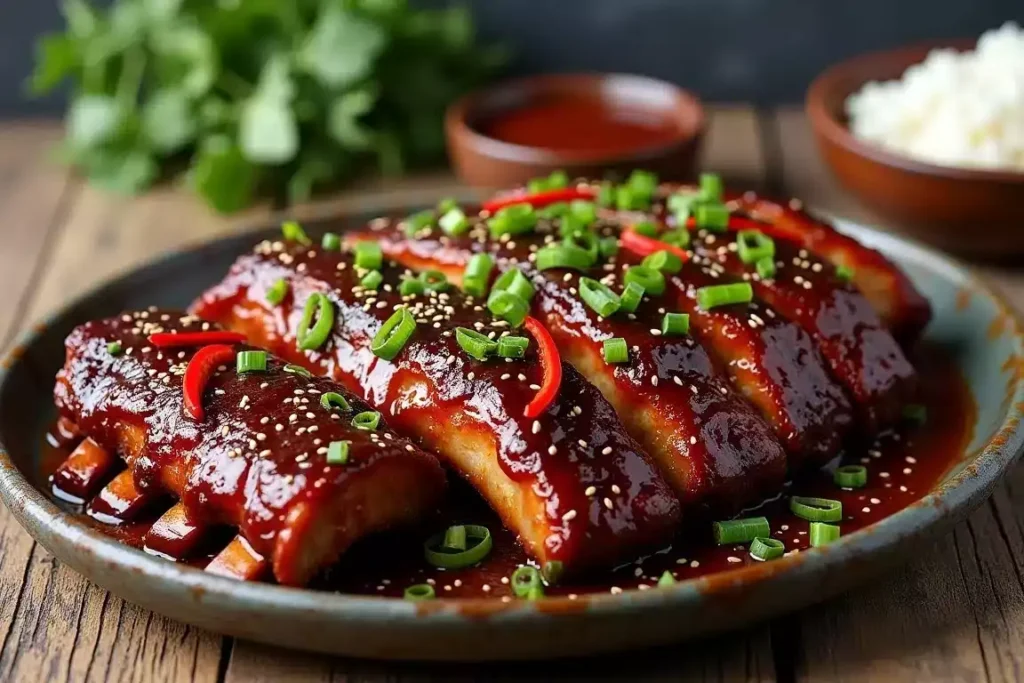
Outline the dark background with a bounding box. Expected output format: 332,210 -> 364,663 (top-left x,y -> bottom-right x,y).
3,0 -> 1023,118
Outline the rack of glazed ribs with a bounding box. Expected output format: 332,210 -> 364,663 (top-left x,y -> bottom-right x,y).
52,170 -> 934,591
51,311 -> 447,586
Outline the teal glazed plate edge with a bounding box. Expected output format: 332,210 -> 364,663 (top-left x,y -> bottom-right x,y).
0,210 -> 1022,661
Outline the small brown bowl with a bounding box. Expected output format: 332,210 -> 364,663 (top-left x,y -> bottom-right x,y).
446,73 -> 705,190
807,40 -> 1024,258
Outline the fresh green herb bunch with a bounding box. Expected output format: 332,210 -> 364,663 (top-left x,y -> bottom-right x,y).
30,0 -> 505,213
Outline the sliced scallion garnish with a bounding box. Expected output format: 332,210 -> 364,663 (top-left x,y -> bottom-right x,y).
360,270 -> 383,290
487,290 -> 528,327
603,337 -> 628,364
463,253 -> 494,298
236,350 -> 267,373
354,241 -> 382,270
834,465 -> 867,489
789,496 -> 842,523
404,209 -> 435,236
695,204 -> 729,232
492,267 -> 534,302
352,411 -> 381,431
488,203 -> 537,238
510,565 -> 543,599
399,276 -> 425,297
418,270 -> 449,293
371,307 -> 416,361
661,312 -> 690,336
535,244 -> 596,271
699,172 -> 723,203
283,363 -> 311,378
423,524 -> 493,569
266,278 -> 288,305
497,335 -> 529,358
455,326 -> 498,361
756,257 -> 777,279
737,230 -> 774,264
320,391 -> 351,412
695,282 -> 753,310
749,536 -> 785,561
297,293 -> 335,351
642,250 -> 683,274
624,265 -> 665,296
632,221 -> 659,238
619,282 -> 645,313
326,440 -> 350,465
321,232 -> 341,251
810,522 -> 840,547
404,584 -> 436,601
579,277 -> 621,318
713,516 -> 770,545
439,207 -> 469,236
281,220 -> 311,245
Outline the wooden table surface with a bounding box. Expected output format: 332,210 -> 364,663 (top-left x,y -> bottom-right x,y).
3,107 -> 1024,683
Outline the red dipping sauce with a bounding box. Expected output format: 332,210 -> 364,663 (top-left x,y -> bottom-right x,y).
477,93 -> 682,156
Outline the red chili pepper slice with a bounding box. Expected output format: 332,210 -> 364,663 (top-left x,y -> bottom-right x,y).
522,316 -> 562,419
182,344 -> 236,421
482,188 -> 596,214
149,331 -> 247,348
620,228 -> 691,263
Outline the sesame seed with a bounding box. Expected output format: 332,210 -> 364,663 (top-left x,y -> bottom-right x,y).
562,510 -> 577,522
603,497 -> 613,510
585,486 -> 597,497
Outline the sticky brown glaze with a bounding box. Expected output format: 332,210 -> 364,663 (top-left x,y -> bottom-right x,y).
685,226 -> 918,430
347,222 -> 789,514
350,214 -> 853,474
650,186 -> 932,343
192,244 -> 681,574
53,310 -> 446,586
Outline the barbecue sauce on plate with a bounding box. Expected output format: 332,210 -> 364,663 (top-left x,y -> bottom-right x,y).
40,344 -> 973,599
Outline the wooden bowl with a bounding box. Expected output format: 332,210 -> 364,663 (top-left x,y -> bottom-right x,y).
806,41 -> 1024,258
445,73 -> 705,189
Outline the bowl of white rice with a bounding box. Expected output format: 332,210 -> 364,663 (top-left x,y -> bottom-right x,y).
807,23 -> 1024,257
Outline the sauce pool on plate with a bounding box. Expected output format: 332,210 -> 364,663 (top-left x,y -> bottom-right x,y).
477,92 -> 682,155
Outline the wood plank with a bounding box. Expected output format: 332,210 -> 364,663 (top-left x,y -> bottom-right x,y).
699,104 -> 767,189
772,105 -> 1024,683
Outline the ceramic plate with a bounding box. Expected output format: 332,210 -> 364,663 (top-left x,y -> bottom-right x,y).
1,209 -> 1022,661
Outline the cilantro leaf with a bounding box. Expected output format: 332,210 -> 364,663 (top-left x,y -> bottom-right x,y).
191,135 -> 257,213
298,5 -> 386,89
142,88 -> 196,153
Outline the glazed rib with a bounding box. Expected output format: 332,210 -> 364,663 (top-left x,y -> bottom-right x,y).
654,188 -> 932,343
193,247 -> 681,574
53,311 -> 446,586
687,228 -> 918,430
352,217 -> 852,474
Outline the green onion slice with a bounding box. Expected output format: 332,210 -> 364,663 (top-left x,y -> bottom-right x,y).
106,341 -> 122,356
569,200 -> 597,226
418,270 -> 449,293
236,350 -> 267,373
497,335 -> 529,359
266,278 -> 288,305
354,241 -> 383,270
603,337 -> 629,364
492,267 -> 534,302
439,208 -> 470,236
455,326 -> 498,361
642,250 -> 683,274
371,307 -> 416,361
695,282 -> 753,310
632,220 -> 659,237
404,584 -> 435,601
695,204 -> 730,232
437,197 -> 459,214
423,524 -> 493,569
360,270 -> 383,290
749,536 -> 785,561
537,202 -> 569,220
713,516 -> 770,545
661,312 -> 690,336
599,237 -> 620,259
281,220 -> 311,245
535,244 -> 596,271
597,182 -> 616,207
352,411 -> 381,431
699,172 -> 723,202
756,257 -> 777,279
511,565 -> 544,599
579,277 -> 621,318
789,496 -> 842,523
487,290 -> 528,327
488,203 -> 537,238
326,440 -> 350,465
399,276 -> 425,297
283,364 -> 311,378
624,265 -> 666,296
615,185 -> 650,211
834,465 -> 868,489
836,265 -> 855,282
463,253 -> 494,298
528,170 -> 569,193
321,232 -> 341,251
320,392 -> 351,412
562,228 -> 600,263
627,169 -> 658,196
737,230 -> 775,264
661,228 -> 690,249
404,209 -> 435,236
657,571 -> 676,587
541,561 -> 564,584
297,293 -> 335,351
619,282 -> 645,313
810,522 -> 841,547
